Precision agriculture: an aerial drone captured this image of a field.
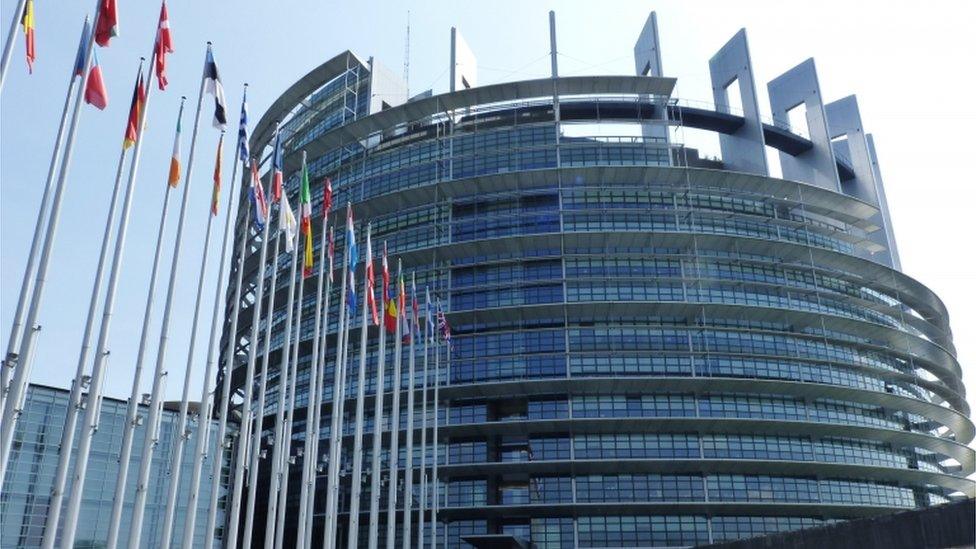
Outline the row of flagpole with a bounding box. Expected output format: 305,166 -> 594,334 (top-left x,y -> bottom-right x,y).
1,2 -> 458,549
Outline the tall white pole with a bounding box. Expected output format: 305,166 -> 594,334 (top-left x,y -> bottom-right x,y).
243,226 -> 284,549
127,44 -> 213,548
385,261 -> 405,549
274,265 -> 307,549
225,133 -> 279,549
429,324 -> 441,549
401,273 -> 418,549
346,225 -> 375,549
2,17 -> 88,416
279,172 -> 328,548
263,239 -> 300,549
0,0 -> 28,91
40,81 -> 134,548
417,286 -> 431,549
325,287 -> 354,549
204,92 -> 254,549
158,130 -> 226,548
367,246 -> 390,549
0,0 -> 101,478
104,97 -> 186,549
321,205 -> 353,549
183,123 -> 245,549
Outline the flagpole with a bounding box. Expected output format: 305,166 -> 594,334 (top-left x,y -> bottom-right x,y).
185,108 -> 247,549
158,129 -> 225,547
243,217 -> 285,549
274,263 -> 307,549
0,0 -> 101,479
225,132 -> 279,549
0,0 -> 28,91
204,87 -> 254,549
277,163 -> 327,549
324,284 -> 354,549
385,260 -> 405,549
263,235 -> 299,549
126,43 -> 214,548
347,224 -> 376,549
38,58 -> 141,549
400,273 -> 417,549
103,97 -> 185,549
418,287 -> 431,549
320,204 -> 353,549
1,17 -> 88,419
367,245 -> 390,549
430,311 -> 442,549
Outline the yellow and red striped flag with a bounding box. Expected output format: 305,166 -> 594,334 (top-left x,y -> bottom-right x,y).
21,0 -> 34,73
211,133 -> 224,215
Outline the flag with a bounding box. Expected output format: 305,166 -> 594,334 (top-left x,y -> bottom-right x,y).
400,274 -> 411,344
280,193 -> 298,253
411,283 -> 420,340
73,19 -> 91,78
425,288 -> 435,336
437,301 -> 451,345
271,128 -> 283,202
345,204 -> 358,268
322,177 -> 333,218
348,269 -> 357,314
238,89 -> 250,163
154,1 -> 173,90
300,159 -> 313,278
123,72 -> 146,149
84,51 -> 108,110
168,106 -> 182,187
94,0 -> 119,47
327,225 -> 335,283
381,243 -> 390,302
211,134 -> 224,215
21,0 -> 34,73
204,47 -> 227,129
384,289 -> 398,334
250,160 -> 268,230
365,229 -> 379,326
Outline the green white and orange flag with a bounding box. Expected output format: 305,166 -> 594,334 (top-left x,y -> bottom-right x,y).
122,71 -> 146,149
211,133 -> 224,215
168,106 -> 182,187
300,157 -> 313,277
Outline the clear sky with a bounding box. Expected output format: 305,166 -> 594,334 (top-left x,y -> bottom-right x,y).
2,1 -> 974,422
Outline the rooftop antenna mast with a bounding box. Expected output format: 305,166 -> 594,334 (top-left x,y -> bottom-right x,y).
403,10 -> 410,96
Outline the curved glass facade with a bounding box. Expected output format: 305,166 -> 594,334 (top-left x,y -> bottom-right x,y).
221,51 -> 974,548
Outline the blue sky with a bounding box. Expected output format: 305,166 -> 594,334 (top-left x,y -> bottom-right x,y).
2,1 -> 974,413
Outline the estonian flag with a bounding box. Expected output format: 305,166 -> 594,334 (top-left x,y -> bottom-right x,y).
204,46 -> 227,130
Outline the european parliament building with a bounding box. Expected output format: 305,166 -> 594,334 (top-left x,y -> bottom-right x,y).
222,13 -> 975,548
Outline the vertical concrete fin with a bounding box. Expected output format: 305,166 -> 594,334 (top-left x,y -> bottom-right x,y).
450,27 -> 478,93
634,12 -> 663,77
708,28 -> 768,176
867,134 -> 902,270
767,58 -> 841,190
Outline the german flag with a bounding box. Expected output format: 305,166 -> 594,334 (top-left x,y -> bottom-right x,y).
122,71 -> 146,149
21,0 -> 34,73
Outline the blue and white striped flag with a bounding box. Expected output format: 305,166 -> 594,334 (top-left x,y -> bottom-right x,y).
238,88 -> 249,162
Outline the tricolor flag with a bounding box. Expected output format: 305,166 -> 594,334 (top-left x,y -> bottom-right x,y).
365,228 -> 379,326
347,269 -> 357,314
327,225 -> 335,283
73,18 -> 91,78
280,192 -> 298,253
322,177 -> 333,218
345,203 -> 358,269
154,1 -> 173,90
399,271 -> 410,343
411,281 -> 420,340
122,71 -> 146,150
168,104 -> 183,187
21,0 -> 34,73
250,159 -> 268,230
300,158 -> 313,277
94,0 -> 119,47
425,288 -> 434,336
211,133 -> 224,215
384,286 -> 398,334
381,243 -> 390,302
84,51 -> 108,110
271,127 -> 283,202
204,46 -> 227,129
238,88 -> 250,163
